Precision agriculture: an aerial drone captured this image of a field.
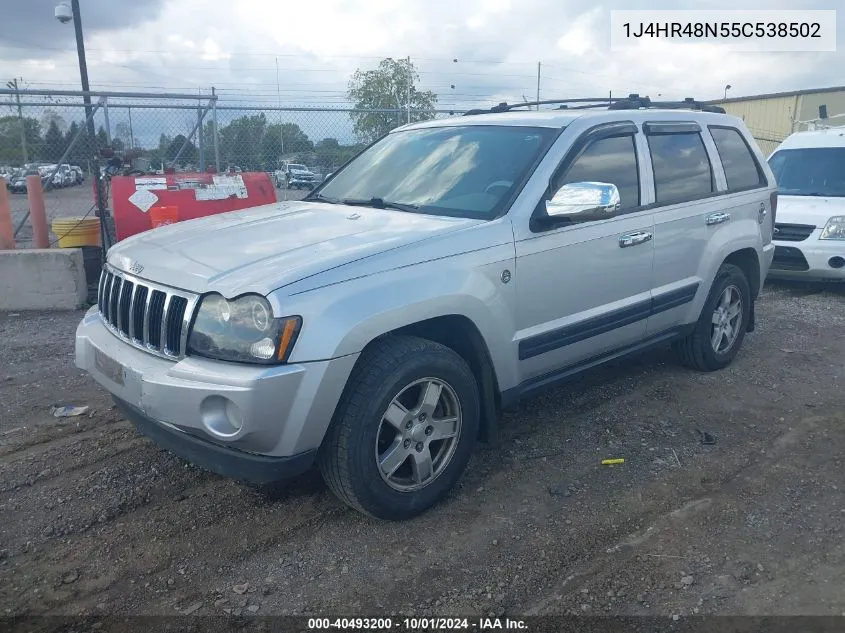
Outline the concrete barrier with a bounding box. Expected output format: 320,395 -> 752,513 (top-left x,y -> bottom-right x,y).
0,249 -> 87,311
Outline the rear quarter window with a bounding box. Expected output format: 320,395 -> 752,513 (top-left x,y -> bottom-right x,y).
709,126 -> 766,191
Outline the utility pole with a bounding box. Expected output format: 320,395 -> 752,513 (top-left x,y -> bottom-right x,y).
276,57 -> 284,158
536,62 -> 541,110
67,0 -> 108,250
6,78 -> 28,164
407,56 -> 412,124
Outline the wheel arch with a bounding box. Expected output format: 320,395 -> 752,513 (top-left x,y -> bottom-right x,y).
358,315 -> 502,444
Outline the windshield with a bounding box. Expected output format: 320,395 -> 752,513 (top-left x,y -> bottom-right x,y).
289,164 -> 307,171
313,125 -> 558,219
768,147 -> 845,197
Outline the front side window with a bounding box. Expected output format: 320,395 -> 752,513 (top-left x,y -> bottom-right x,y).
768,147 -> 845,197
709,127 -> 765,191
648,132 -> 714,204
313,125 -> 559,219
555,135 -> 641,210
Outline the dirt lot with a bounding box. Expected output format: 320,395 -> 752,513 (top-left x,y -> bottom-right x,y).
1,281 -> 844,620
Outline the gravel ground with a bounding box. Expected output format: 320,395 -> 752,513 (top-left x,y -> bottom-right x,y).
1,280 -> 844,620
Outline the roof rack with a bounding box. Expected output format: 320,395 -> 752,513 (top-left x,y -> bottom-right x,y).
462,94 -> 726,116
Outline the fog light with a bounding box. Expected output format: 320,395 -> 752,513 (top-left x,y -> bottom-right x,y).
200,395 -> 244,438
225,399 -> 244,431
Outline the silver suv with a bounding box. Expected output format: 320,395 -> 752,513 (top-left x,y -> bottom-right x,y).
75,95 -> 776,520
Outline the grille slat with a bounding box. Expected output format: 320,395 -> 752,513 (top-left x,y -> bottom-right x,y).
96,267 -> 196,360
774,223 -> 815,242
147,290 -> 166,351
118,280 -> 134,335
109,275 -> 121,326
131,286 -> 148,341
166,297 -> 188,355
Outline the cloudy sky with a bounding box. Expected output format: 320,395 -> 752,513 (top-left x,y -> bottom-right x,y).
0,0 -> 840,145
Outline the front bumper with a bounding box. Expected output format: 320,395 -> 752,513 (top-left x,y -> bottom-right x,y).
75,306 -> 358,476
115,397 -> 316,484
768,233 -> 845,280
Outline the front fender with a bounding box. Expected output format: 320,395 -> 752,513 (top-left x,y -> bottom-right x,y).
271,243 -> 520,391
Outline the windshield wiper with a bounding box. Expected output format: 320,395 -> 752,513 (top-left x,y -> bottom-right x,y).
340,197 -> 420,213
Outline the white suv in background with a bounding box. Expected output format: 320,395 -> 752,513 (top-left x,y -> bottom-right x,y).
767,129 -> 845,280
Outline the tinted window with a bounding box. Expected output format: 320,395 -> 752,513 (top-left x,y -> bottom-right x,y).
768,147 -> 845,197
317,125 -> 558,219
710,127 -> 764,190
648,132 -> 713,204
556,135 -> 640,210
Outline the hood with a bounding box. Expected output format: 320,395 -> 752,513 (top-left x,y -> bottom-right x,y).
776,195 -> 845,226
107,200 -> 485,297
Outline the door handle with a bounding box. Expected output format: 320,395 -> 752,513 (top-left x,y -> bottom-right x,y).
618,231 -> 653,248
706,212 -> 731,226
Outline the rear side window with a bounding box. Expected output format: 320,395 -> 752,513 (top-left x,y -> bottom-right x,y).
709,127 -> 765,191
647,132 -> 713,204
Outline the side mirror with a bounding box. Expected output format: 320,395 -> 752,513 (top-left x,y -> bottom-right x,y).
544,181 -> 621,222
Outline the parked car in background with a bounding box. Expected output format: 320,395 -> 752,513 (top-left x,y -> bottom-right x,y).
0,166 -> 15,182
71,165 -> 85,184
9,168 -> 47,193
76,97 -> 775,520
275,162 -> 317,189
767,129 -> 845,280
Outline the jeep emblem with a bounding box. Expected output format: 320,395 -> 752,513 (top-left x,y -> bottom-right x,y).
128,261 -> 144,274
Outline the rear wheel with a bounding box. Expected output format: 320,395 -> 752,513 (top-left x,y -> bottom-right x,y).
674,263 -> 751,371
318,335 -> 479,520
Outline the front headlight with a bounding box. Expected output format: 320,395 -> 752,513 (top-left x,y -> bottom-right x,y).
187,293 -> 301,364
820,216 -> 845,240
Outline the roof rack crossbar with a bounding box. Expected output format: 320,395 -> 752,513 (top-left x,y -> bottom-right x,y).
462,94 -> 727,116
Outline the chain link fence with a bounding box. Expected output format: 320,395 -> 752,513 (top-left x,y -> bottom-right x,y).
0,87 -> 465,247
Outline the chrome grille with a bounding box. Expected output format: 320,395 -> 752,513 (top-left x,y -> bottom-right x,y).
97,266 -> 197,359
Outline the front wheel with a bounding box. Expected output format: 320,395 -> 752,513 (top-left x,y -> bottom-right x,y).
318,335 -> 479,520
674,263 -> 751,372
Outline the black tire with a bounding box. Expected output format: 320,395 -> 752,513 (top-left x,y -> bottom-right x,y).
674,263 -> 751,372
318,335 -> 479,520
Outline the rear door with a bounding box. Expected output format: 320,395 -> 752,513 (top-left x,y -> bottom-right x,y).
646,122 -> 771,335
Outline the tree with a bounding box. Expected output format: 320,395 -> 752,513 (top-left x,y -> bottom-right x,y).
40,109 -> 67,136
96,125 -> 109,151
314,137 -> 361,173
114,122 -> 133,149
44,120 -> 64,162
218,113 -> 268,170
347,57 -> 437,143
261,122 -> 313,168
165,134 -> 196,166
0,115 -> 41,165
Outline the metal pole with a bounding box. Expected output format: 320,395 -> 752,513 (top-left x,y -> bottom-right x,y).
102,96 -> 111,145
128,106 -> 134,149
70,0 -> 109,255
275,59 -> 284,161
197,104 -> 205,171
10,79 -> 28,164
536,62 -> 541,111
407,56 -> 412,124
211,88 -> 220,171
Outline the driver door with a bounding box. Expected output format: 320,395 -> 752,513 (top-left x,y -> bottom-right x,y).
513,123 -> 655,385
